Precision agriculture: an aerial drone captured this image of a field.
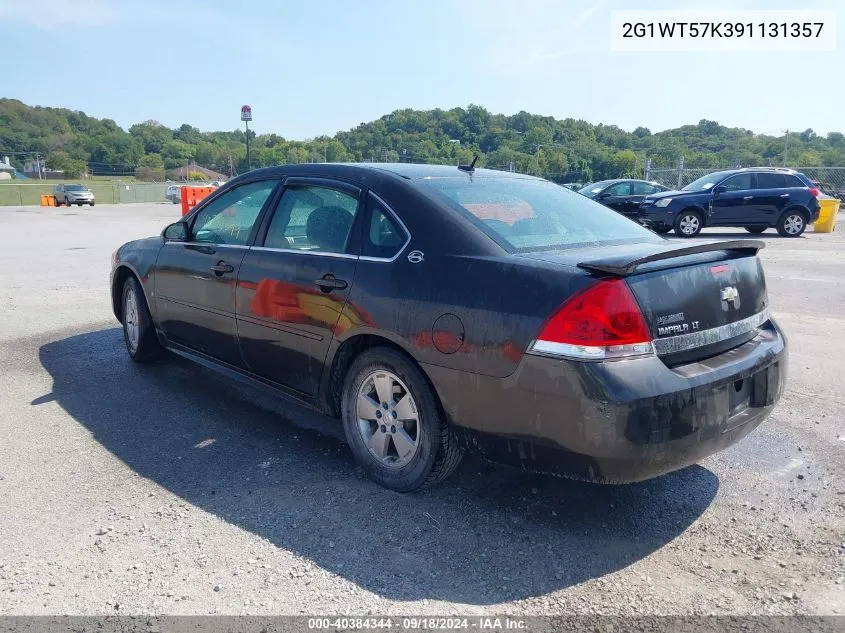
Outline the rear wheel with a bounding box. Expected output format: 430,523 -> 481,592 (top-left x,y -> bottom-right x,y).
744,227 -> 766,234
674,210 -> 703,237
777,210 -> 807,237
122,276 -> 164,362
341,348 -> 463,492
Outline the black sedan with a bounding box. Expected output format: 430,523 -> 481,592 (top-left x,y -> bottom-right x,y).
578,179 -> 671,226
111,163 -> 787,492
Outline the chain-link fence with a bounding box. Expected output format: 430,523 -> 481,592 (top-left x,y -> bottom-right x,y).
0,181 -> 192,206
647,165 -> 845,200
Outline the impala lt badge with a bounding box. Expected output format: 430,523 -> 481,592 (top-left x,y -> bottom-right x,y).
720,286 -> 740,311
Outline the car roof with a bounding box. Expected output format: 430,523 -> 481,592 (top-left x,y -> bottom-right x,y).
233,162 -> 543,182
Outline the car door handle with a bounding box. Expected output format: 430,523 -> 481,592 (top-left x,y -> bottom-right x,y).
211,262 -> 234,274
780,194 -> 790,198
743,196 -> 753,200
314,275 -> 348,291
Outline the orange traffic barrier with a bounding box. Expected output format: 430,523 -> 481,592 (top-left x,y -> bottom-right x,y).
180,186 -> 216,215
40,194 -> 56,207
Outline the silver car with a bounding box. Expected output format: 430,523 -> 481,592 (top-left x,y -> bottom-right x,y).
55,184 -> 95,207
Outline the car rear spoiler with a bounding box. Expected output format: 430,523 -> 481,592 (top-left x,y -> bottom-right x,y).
577,239 -> 765,276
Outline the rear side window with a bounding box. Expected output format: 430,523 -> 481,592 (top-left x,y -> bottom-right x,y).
784,175 -> 806,188
632,182 -> 662,195
263,185 -> 359,253
755,173 -> 786,189
361,194 -> 407,259
418,177 -> 658,252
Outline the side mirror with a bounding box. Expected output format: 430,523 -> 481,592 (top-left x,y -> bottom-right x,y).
713,185 -> 727,196
162,221 -> 189,241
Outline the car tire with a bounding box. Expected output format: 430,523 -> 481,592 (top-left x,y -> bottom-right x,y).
121,276 -> 165,363
77,202 -> 83,207
653,225 -> 672,235
777,210 -> 807,237
674,209 -> 703,237
341,347 -> 463,492
744,227 -> 766,234
89,202 -> 95,206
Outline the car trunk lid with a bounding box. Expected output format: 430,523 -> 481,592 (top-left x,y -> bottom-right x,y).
521,239 -> 769,364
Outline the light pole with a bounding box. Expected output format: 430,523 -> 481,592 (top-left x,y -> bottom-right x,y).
241,105 -> 252,171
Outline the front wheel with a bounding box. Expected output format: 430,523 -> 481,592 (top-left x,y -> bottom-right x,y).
89,201 -> 95,206
674,210 -> 703,237
777,211 -> 807,237
341,348 -> 463,492
745,227 -> 766,234
122,276 -> 165,362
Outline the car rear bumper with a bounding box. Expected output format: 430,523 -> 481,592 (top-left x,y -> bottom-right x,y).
424,318 -> 787,483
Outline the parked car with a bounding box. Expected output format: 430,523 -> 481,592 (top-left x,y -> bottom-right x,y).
110,163 -> 786,492
166,184 -> 183,204
637,168 -> 821,237
55,184 -> 95,207
578,179 -> 671,221
560,182 -> 584,191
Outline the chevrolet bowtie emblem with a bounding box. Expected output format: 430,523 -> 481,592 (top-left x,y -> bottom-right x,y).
720,286 -> 740,311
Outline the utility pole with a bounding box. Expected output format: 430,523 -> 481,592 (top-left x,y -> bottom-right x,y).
783,129 -> 790,166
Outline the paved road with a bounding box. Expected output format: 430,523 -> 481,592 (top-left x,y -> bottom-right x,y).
1,204 -> 843,616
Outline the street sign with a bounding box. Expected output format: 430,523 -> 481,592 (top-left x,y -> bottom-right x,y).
240,105 -> 252,122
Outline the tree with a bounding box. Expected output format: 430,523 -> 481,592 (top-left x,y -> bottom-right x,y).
46,150 -> 87,177
796,150 -> 823,167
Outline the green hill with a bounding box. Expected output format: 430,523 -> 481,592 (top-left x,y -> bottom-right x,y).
1,98 -> 843,182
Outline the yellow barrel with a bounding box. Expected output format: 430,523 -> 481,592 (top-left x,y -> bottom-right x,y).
814,197 -> 840,233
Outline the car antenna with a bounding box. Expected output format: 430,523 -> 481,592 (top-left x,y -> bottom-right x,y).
458,154 -> 478,173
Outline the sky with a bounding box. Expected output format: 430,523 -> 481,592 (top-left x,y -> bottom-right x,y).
0,0 -> 842,139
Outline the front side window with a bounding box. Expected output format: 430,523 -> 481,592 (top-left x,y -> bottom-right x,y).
605,182 -> 631,196
419,176 -> 658,252
191,180 -> 277,245
721,174 -> 754,192
264,185 -> 359,253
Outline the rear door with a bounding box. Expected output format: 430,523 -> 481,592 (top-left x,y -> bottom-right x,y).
154,179 -> 279,365
709,173 -> 756,225
235,178 -> 363,396
747,172 -> 789,224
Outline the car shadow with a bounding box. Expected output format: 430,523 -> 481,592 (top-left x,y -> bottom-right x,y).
36,327 -> 719,605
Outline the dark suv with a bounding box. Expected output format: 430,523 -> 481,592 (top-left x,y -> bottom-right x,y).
637,168 -> 821,237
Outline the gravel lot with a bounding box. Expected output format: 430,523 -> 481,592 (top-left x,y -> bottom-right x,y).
0,203 -> 843,616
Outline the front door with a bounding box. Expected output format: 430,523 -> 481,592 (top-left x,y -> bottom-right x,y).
236,178 -> 363,396
154,179 -> 279,366
600,181 -> 632,213
709,173 -> 756,225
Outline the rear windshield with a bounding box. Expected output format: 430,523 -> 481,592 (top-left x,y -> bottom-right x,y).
417,176 -> 658,252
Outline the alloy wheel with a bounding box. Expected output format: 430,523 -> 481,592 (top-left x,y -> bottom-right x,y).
784,214 -> 804,235
679,214 -> 700,235
124,289 -> 140,353
356,370 -> 421,469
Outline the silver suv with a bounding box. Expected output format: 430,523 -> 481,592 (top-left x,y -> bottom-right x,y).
55,184 -> 95,207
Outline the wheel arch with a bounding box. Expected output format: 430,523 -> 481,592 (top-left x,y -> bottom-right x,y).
321,331 -> 440,420
111,264 -> 143,322
676,205 -> 708,227
779,205 -> 810,223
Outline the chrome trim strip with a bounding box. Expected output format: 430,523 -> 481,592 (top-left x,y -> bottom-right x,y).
652,309 -> 770,355
528,340 -> 654,361
249,246 -> 359,260
360,191 -> 412,263
165,241 -> 250,250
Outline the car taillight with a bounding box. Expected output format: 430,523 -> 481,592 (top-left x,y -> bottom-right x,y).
808,187 -> 820,198
529,279 -> 654,360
